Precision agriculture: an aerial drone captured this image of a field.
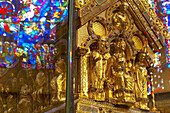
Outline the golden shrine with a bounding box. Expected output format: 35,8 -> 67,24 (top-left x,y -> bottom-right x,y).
0,0 -> 168,113
75,0 -> 167,112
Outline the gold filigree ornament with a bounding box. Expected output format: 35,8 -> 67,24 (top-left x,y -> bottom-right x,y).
155,18 -> 164,30
149,7 -> 157,19
140,0 -> 150,7
163,29 -> 170,39
75,0 -> 91,8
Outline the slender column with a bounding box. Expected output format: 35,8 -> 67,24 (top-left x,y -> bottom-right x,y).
66,0 -> 74,112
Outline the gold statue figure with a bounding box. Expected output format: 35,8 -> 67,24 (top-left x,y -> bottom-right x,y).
111,39 -> 135,105
134,52 -> 149,110
104,54 -> 116,102
88,36 -> 111,101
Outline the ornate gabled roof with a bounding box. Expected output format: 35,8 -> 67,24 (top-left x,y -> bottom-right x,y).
76,0 -> 169,52
125,0 -> 166,51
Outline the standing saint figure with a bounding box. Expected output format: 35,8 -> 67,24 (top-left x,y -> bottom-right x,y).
134,52 -> 149,110
111,39 -> 135,105
88,36 -> 111,101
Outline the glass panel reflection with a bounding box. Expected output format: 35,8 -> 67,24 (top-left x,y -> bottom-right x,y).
0,0 -> 68,112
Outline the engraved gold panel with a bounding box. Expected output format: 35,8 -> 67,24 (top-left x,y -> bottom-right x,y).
92,22 -> 106,36
132,36 -> 143,50
78,104 -> 99,113
77,23 -> 89,47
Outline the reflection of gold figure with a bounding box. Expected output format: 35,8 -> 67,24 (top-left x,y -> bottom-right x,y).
50,59 -> 66,102
33,71 -> 48,110
20,84 -> 30,96
18,84 -> 31,113
17,98 -> 31,113
55,59 -> 66,101
50,76 -> 58,102
134,52 -> 149,110
5,95 -> 15,113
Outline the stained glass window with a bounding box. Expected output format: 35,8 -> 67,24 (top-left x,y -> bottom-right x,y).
0,0 -> 68,69
166,39 -> 170,68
